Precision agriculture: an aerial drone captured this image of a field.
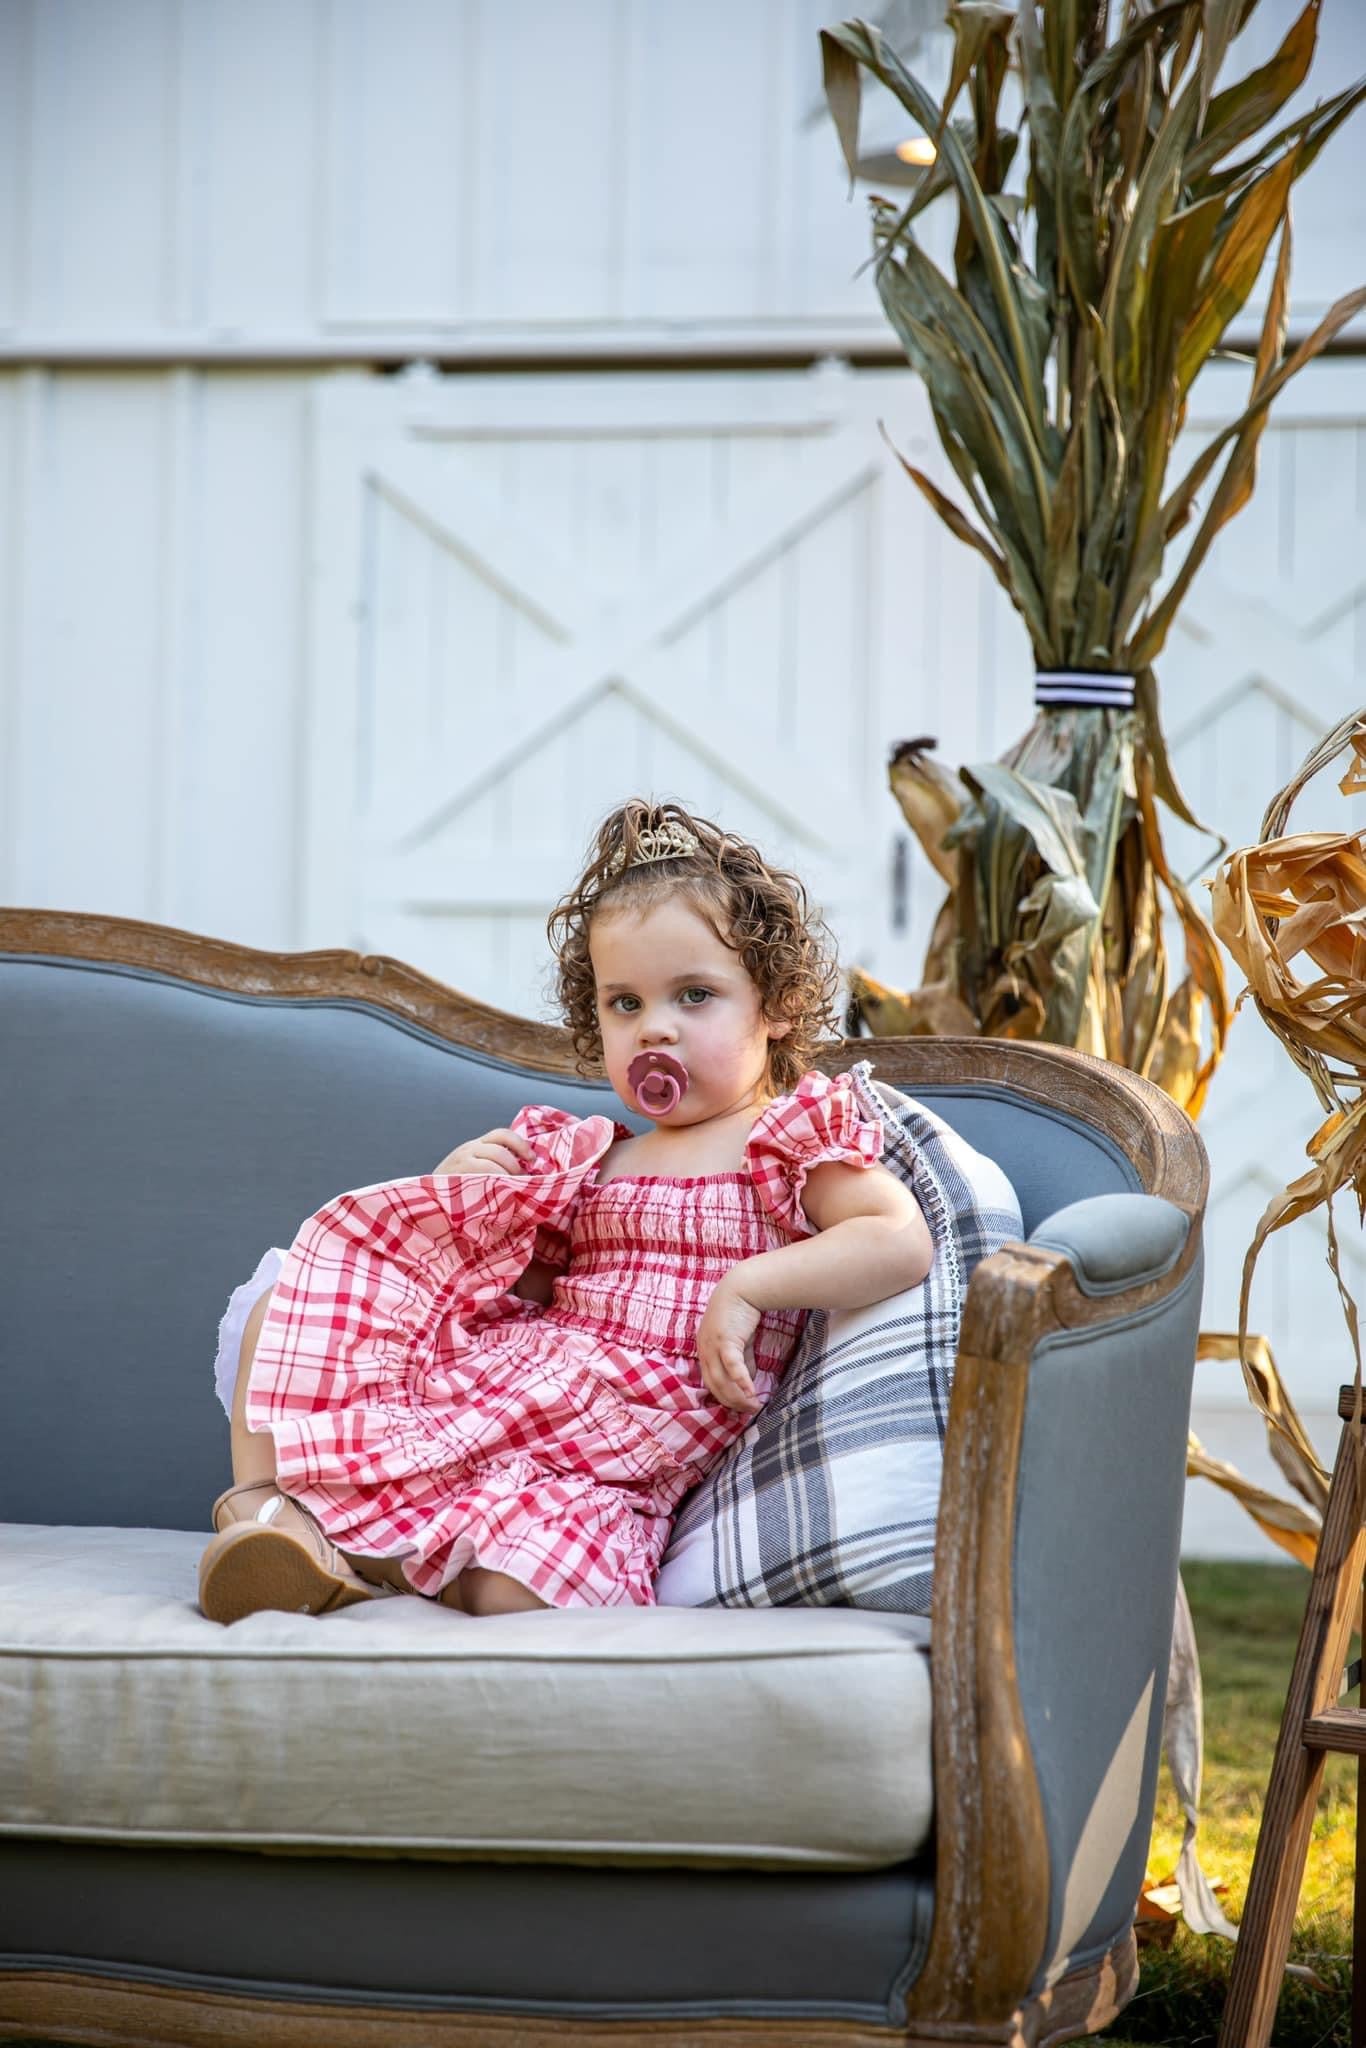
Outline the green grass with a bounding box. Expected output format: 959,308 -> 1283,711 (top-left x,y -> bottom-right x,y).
1093,1558 -> 1356,2048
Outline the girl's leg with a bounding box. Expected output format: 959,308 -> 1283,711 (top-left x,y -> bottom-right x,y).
204,1285 -> 378,1618
460,1567 -> 548,1615
224,1288 -> 545,1616
227,1287 -> 385,1577
229,1286 -> 278,1486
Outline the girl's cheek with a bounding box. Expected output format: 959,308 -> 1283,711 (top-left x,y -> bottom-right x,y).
691,1015 -> 743,1067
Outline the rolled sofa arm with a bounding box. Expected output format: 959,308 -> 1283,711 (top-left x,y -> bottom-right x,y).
903,1189 -> 1204,2036
1030,1192 -> 1191,1296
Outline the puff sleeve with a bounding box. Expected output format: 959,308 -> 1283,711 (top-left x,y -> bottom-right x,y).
744,1064 -> 886,1237
247,1101 -> 619,1456
516,1107 -> 633,1272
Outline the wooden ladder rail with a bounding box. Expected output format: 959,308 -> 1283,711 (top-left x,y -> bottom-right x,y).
1219,1383 -> 1366,2048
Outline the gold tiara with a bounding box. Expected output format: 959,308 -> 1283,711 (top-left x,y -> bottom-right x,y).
604,822 -> 701,880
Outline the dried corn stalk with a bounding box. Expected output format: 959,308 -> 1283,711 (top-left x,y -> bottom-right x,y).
1204,710 -> 1366,1507
1190,1330 -> 1330,1559
823,2 -> 1365,1111
1147,717 -> 1366,1958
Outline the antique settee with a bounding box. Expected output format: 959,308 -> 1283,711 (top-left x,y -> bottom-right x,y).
0,909 -> 1206,2048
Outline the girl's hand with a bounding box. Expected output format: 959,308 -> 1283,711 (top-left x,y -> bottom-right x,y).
697,1273 -> 764,1416
433,1128 -> 533,1176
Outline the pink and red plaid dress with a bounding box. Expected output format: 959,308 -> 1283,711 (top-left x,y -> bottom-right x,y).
244,1067 -> 884,1609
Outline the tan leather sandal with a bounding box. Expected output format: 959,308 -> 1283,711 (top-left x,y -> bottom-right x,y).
198,1482 -> 384,1624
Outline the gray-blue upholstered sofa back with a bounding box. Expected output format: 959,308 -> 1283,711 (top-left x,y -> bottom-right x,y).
2,952 -> 1141,1532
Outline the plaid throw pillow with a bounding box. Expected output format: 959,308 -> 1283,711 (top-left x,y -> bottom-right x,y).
654,1062 -> 1022,1616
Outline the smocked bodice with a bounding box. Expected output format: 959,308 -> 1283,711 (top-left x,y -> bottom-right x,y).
543,1170 -> 807,1380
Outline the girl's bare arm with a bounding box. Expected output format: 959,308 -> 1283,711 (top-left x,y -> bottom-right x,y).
732,1160 -> 932,1314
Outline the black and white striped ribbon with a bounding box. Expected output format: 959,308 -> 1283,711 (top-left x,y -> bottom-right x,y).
1034,669 -> 1137,709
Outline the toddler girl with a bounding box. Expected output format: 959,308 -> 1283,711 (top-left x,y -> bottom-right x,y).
199,799 -> 932,1622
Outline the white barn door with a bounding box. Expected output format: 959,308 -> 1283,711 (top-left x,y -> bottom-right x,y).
304,363 -> 935,1021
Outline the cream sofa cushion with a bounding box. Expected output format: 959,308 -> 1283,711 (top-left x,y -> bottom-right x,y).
0,1525 -> 932,1870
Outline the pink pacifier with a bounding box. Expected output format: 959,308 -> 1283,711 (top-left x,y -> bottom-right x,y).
627,1051 -> 690,1118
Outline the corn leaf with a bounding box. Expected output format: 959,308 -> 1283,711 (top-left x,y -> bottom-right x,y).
1015,2 -> 1061,299
888,737 -> 969,885
1197,1334 -> 1331,1515
1136,748 -> 1230,1112
1145,970 -> 1197,1103
868,119 -> 981,251
1056,1 -> 1205,315
1109,193 -> 1223,649
819,28 -> 865,192
847,964 -> 978,1037
1043,0 -> 1082,121
1199,0 -> 1246,124
943,3 -> 1016,142
824,19 -> 1050,450
1186,1431 -> 1320,1567
1254,211 -> 1294,392
877,237 -> 1052,528
1137,278 -> 1366,667
1192,76 -> 1366,201
929,395 -> 1054,652
1043,395 -> 1085,650
1185,0 -> 1320,183
1113,40 -> 1157,208
877,285 -> 1044,591
1160,272 -> 1365,554
1105,76 -> 1201,416
1146,193 -> 1225,406
963,760 -> 1096,886
881,431 -> 1017,606
1175,149 -> 1297,396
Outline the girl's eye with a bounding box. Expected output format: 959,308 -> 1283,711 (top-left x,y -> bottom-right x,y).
606,989 -> 710,1013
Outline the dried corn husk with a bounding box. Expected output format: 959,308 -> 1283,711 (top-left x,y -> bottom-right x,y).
1162,1574 -> 1239,1942
846,964 -> 978,1037
1210,710 -> 1366,1478
888,738 -> 965,888
1186,1429 -> 1320,1570
1194,1334 -> 1329,1520
1144,720 -> 1366,1579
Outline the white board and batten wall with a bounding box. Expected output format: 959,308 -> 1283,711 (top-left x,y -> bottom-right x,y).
2,0 -> 1365,1558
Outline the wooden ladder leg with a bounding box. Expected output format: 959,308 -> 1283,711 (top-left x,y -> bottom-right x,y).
1219,1412 -> 1366,2048
1355,1638 -> 1366,2048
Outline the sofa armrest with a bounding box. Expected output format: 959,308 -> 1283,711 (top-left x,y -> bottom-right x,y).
904,1186 -> 1205,2033
1029,1192 -> 1190,1294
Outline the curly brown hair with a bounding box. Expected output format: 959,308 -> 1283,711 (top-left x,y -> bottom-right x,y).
545,798 -> 843,1095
